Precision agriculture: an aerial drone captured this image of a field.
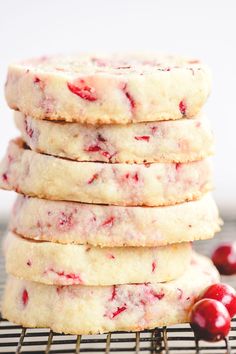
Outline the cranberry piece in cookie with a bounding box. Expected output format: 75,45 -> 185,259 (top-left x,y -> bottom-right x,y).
22,289 -> 29,306
201,283 -> 236,318
67,79 -> 98,101
212,243 -> 236,275
179,100 -> 187,115
190,299 -> 231,342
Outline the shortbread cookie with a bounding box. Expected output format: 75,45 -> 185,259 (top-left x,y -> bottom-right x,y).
0,139 -> 212,206
11,194 -> 220,247
15,111 -> 214,163
2,253 -> 219,334
4,232 -> 191,286
5,54 -> 211,124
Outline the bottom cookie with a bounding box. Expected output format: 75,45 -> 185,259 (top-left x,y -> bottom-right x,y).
2,253 -> 219,335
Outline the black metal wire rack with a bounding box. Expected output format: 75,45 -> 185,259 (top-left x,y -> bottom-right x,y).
1,221 -> 236,354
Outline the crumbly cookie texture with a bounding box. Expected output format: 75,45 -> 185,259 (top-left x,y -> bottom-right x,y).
15,111 -> 214,163
5,54 -> 211,124
0,139 -> 212,206
4,232 -> 191,286
11,194 -> 221,247
2,253 -> 219,334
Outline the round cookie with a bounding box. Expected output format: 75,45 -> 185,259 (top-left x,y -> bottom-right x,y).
4,232 -> 191,286
2,253 -> 219,334
0,139 -> 212,206
15,111 -> 214,163
5,54 -> 211,124
11,194 -> 221,247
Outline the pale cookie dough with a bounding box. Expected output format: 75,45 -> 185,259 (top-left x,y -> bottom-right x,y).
2,253 -> 219,334
15,111 -> 214,163
5,54 -> 211,124
11,194 -> 221,247
4,232 -> 191,286
0,139 -> 212,206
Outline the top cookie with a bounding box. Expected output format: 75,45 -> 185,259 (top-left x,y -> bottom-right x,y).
5,54 -> 211,124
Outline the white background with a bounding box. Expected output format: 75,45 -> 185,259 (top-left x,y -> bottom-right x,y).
0,0 -> 235,220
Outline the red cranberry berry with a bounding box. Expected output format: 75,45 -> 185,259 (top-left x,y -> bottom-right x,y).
179,100 -> 186,115
212,242 -> 236,275
201,283 -> 236,318
190,299 -> 231,342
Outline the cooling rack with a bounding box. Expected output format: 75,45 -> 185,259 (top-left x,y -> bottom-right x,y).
0,220 -> 236,354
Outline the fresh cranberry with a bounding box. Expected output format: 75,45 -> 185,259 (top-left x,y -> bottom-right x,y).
67,80 -> 97,101
22,289 -> 29,306
179,100 -> 186,115
201,283 -> 236,318
190,299 -> 231,342
212,243 -> 236,275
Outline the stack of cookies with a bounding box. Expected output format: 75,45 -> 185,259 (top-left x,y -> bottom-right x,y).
0,54 -> 221,334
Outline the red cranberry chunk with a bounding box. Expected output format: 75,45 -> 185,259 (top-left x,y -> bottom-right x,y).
24,119 -> 34,138
112,305 -> 127,318
201,283 -> 236,318
133,172 -> 139,182
67,80 -> 97,101
110,285 -> 117,301
58,212 -> 74,231
88,173 -> 99,184
22,289 -> 29,306
179,100 -> 186,115
122,84 -> 135,110
85,145 -> 101,152
134,136 -> 150,142
26,260 -> 32,266
2,173 -> 8,182
102,216 -> 115,227
175,162 -> 182,171
97,134 -> 106,142
212,243 -> 236,275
